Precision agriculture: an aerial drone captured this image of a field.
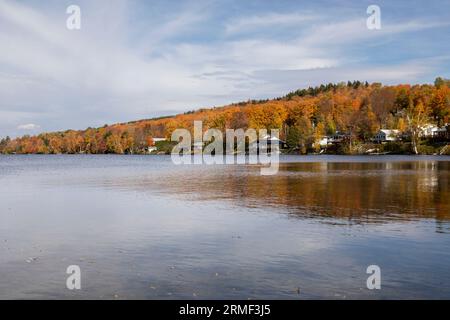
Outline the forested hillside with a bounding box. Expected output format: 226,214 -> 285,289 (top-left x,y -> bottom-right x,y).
1,78 -> 449,155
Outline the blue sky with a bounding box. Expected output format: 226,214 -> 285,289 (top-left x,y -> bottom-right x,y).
0,0 -> 449,137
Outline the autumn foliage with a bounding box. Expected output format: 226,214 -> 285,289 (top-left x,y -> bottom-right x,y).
1,79 -> 449,155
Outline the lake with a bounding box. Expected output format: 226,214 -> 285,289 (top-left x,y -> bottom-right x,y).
0,155 -> 449,299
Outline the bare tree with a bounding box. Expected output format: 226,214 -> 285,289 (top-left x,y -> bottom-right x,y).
406,101 -> 429,154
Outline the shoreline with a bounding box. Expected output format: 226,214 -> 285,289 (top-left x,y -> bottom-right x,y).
2,153 -> 450,158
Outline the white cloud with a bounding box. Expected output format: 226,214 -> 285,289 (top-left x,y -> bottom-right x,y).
225,12 -> 320,35
301,18 -> 450,47
17,123 -> 40,130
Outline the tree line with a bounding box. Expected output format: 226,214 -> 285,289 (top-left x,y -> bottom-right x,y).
1,78 -> 449,155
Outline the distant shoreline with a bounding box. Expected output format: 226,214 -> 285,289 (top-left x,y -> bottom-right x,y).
2,80 -> 449,156
2,153 -> 450,157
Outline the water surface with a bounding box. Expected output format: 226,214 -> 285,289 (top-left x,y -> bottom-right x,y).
0,155 -> 449,299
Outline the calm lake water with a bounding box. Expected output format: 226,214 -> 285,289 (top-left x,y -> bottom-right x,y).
0,155 -> 449,299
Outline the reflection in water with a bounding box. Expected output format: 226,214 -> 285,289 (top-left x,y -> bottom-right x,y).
110,160 -> 450,224
0,155 -> 449,299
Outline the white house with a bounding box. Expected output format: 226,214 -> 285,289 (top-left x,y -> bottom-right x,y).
420,124 -> 447,138
247,134 -> 286,153
256,134 -> 286,149
260,134 -> 285,145
147,146 -> 157,153
319,136 -> 328,147
373,129 -> 399,143
314,136 -> 328,148
147,137 -> 167,153
327,131 -> 348,143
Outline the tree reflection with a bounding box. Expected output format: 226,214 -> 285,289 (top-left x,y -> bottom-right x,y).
144,161 -> 450,224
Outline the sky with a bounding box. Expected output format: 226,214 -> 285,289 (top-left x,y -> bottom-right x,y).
0,0 -> 450,138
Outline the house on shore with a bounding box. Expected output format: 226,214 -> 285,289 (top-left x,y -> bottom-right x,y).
147,137 -> 167,153
372,129 -> 400,143
327,131 -> 349,144
260,134 -> 286,148
258,134 -> 287,150
311,132 -> 349,150
420,124 -> 448,138
147,146 -> 157,153
248,134 -> 287,153
312,136 -> 329,150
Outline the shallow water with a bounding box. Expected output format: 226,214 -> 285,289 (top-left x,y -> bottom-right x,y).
0,155 -> 449,299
